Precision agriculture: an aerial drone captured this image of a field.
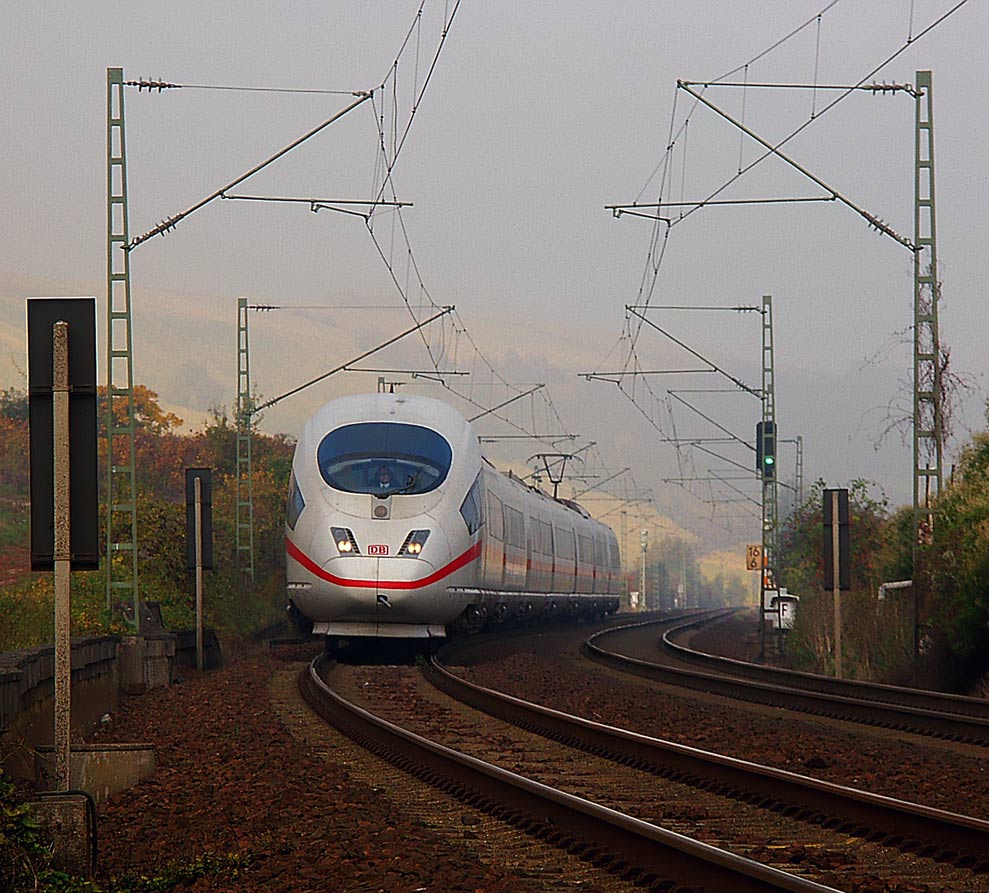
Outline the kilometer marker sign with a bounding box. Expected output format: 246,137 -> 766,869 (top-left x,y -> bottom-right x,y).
745,544 -> 762,571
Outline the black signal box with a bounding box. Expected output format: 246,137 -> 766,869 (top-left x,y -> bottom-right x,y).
27,298 -> 99,571
185,468 -> 214,570
823,487 -> 851,591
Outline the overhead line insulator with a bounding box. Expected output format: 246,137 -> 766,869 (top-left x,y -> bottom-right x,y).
125,78 -> 180,92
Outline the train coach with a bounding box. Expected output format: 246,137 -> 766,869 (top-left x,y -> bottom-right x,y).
285,393 -> 621,642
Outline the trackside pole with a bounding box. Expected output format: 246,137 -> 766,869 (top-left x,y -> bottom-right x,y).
52,321 -> 71,791
830,490 -> 842,680
194,476 -> 204,672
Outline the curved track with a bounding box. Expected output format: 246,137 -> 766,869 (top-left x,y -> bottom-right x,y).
300,652 -> 838,893
299,617 -> 989,891
585,614 -> 989,745
426,647 -> 989,869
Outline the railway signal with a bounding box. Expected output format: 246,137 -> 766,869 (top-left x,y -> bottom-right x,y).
186,468 -> 213,672
824,488 -> 850,679
755,420 -> 776,481
27,298 -> 99,793
27,298 -> 98,571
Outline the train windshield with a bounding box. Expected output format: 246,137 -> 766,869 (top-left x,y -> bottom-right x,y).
317,422 -> 453,496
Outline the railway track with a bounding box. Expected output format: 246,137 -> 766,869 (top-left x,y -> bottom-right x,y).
300,654 -> 837,892
426,649 -> 989,867
585,615 -> 989,745
300,633 -> 989,892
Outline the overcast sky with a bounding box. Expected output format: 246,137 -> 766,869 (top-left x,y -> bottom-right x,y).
2,1 -> 986,555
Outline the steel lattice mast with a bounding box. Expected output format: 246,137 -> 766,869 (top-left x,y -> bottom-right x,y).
236,298 -> 255,582
913,70 -> 942,565
760,295 -> 778,646
795,434 -> 804,507
105,67 -> 140,626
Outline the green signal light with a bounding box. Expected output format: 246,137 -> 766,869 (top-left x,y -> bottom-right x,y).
764,456 -> 775,465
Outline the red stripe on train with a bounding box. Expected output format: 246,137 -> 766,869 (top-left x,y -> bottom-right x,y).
286,537 -> 482,590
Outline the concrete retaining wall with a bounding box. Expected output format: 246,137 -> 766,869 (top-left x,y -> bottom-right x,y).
0,633 -> 178,782
0,626 -> 222,783
0,637 -> 120,780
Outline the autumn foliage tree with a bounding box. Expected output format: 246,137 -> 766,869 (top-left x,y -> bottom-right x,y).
0,388 -> 29,497
776,480 -> 917,680
923,425 -> 989,677
0,385 -> 294,647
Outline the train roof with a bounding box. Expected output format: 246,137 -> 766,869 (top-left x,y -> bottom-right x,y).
485,459 -> 595,521
302,393 -> 473,444
302,394 -> 606,530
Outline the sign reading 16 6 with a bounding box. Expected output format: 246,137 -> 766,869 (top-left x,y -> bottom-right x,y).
745,544 -> 762,571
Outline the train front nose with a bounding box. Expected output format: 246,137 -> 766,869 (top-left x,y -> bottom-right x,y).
366,556 -> 439,615
295,553 -> 440,625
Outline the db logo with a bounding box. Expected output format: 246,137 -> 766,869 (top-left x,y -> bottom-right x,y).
368,544 -> 389,556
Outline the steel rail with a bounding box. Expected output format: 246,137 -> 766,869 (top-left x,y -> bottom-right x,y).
299,655 -> 837,893
586,620 -> 989,745
662,613 -> 989,719
426,651 -> 989,867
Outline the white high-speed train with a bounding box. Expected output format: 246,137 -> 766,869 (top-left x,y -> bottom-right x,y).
285,393 -> 621,641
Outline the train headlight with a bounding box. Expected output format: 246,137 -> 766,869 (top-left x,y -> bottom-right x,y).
398,529 -> 430,557
331,527 -> 360,555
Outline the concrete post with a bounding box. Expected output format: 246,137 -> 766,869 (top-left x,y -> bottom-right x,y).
52,321 -> 71,791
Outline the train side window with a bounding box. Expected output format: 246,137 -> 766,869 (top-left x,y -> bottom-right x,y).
503,505 -> 525,548
286,473 -> 305,530
578,534 -> 593,563
487,493 -> 503,540
459,475 -> 484,535
554,526 -> 575,560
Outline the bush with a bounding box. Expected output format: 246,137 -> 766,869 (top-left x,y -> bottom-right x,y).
777,479 -> 917,681
0,389 -> 293,650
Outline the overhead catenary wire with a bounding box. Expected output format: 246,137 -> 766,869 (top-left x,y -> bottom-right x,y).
362,61 -> 592,459
680,81 -> 921,94
812,13 -> 823,117
596,1 -> 968,533
618,0 -> 848,330
370,0 -> 463,206
225,5 -> 632,497
252,306 -> 453,413
667,391 -> 753,450
669,1 -> 970,238
250,304 -> 409,311
125,79 -> 360,95
122,6 -> 457,251
628,304 -> 762,311
126,91 -> 373,250
629,0 -> 842,208
619,0 -> 965,333
737,65 -> 748,173
120,7 -> 629,505
626,308 -> 760,398
675,79 -> 915,249
713,0 -> 842,83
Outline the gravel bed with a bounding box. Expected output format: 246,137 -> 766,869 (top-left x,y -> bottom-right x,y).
453,622 -> 989,819
83,616 -> 989,891
90,645 -> 552,892
333,662 -> 989,892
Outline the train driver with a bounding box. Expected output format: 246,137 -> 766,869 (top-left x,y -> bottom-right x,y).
375,465 -> 393,490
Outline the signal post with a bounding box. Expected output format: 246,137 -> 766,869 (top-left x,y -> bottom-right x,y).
757,296 -> 778,658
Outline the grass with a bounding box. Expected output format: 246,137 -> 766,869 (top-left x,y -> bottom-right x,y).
0,496 -> 28,551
